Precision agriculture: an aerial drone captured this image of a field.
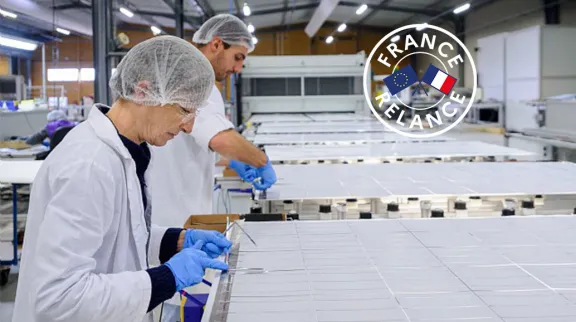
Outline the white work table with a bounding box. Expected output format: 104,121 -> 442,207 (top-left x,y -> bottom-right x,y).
256,121 -> 390,134
0,160 -> 42,267
252,132 -> 452,146
0,160 -> 43,184
204,217 -> 576,322
261,162 -> 576,200
264,141 -> 533,163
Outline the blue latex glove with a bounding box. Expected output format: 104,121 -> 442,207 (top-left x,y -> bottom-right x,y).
229,159 -> 257,182
184,229 -> 232,258
165,241 -> 228,291
253,159 -> 277,190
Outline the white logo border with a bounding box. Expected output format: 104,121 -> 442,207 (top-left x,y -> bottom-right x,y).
362,24 -> 478,139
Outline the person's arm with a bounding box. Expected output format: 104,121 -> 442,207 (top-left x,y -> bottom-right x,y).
25,129 -> 48,146
191,102 -> 267,168
209,129 -> 267,167
33,160 -> 153,322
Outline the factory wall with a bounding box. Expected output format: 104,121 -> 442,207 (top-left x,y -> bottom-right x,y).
29,29 -> 156,103
251,26 -> 403,75
27,24 -> 401,102
416,0 -> 576,90
463,0 -> 544,89
0,56 -> 10,75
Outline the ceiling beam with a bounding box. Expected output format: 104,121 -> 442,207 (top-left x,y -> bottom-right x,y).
234,0 -> 241,14
250,3 -> 318,16
52,2 -> 90,10
162,0 -> 202,28
255,21 -> 390,34
281,0 -> 289,25
194,0 -> 216,18
393,0 -> 449,27
339,1 -> 443,16
357,0 -> 392,25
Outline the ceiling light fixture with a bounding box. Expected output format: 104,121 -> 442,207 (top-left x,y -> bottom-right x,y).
356,4 -> 367,15
243,3 -> 251,16
119,7 -> 134,18
56,28 -> 70,35
453,3 -> 470,14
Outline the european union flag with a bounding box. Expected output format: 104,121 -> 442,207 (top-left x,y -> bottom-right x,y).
384,65 -> 419,96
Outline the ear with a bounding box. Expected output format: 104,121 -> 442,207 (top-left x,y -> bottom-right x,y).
134,80 -> 152,99
210,37 -> 223,53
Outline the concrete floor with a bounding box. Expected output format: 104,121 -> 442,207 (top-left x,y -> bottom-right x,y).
0,129 -> 520,322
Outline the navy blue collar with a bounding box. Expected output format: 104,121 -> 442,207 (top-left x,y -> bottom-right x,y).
118,134 -> 151,180
100,105 -> 151,184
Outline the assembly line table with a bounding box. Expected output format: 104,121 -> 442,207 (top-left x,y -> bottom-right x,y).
0,160 -> 42,270
261,162 -> 576,200
203,217 -> 576,322
264,141 -> 534,163
251,132 -> 452,146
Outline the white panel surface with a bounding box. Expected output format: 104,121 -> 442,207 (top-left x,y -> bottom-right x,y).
0,160 -> 43,184
306,113 -> 373,121
247,114 -> 310,123
243,96 -> 361,114
252,132 -> 452,145
257,121 -> 388,134
477,33 -> 507,101
264,141 -> 534,162
508,136 -> 551,161
505,100 -> 541,132
247,113 -> 374,124
211,217 -> 576,322
263,162 -> 576,200
505,26 -> 540,81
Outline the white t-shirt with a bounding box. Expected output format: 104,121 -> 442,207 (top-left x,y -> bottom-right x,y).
148,85 -> 234,227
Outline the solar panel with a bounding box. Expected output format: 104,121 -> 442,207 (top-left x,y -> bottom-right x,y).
247,114 -> 311,123
252,133 -> 452,146
264,141 -> 534,162
306,113 -> 374,121
262,162 -> 576,200
257,121 -> 390,134
204,217 -> 576,322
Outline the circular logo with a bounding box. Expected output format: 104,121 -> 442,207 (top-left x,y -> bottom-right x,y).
363,24 -> 477,138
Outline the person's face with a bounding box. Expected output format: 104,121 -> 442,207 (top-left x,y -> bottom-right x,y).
143,104 -> 195,146
211,39 -> 248,82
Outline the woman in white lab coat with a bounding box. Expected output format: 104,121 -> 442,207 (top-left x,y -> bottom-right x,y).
12,36 -> 232,322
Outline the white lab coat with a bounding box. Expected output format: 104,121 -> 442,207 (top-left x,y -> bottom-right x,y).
149,85 -> 233,226
12,105 -> 168,322
148,86 -> 233,321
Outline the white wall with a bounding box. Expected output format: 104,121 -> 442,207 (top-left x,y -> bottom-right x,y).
464,0 -> 544,88
416,0 -> 576,89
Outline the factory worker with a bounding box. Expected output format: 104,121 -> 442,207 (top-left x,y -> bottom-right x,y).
147,14 -> 277,321
12,35 -> 233,322
25,109 -> 76,146
149,14 -> 277,227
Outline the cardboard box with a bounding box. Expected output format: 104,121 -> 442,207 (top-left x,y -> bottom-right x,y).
222,167 -> 239,177
184,214 -> 240,233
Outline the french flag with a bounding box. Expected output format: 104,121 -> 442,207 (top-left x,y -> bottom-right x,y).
421,64 -> 457,95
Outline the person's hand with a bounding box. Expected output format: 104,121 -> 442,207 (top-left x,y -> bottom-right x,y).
229,160 -> 257,182
184,229 -> 232,258
165,241 -> 228,291
253,159 -> 277,190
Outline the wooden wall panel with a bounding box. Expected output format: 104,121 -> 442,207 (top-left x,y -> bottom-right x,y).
25,24 -> 410,102
0,56 -> 10,75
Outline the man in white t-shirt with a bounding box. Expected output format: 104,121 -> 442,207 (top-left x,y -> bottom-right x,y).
148,14 -> 277,321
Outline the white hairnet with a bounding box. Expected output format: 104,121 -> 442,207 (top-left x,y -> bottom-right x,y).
192,14 -> 255,53
47,110 -> 66,122
109,35 -> 214,111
